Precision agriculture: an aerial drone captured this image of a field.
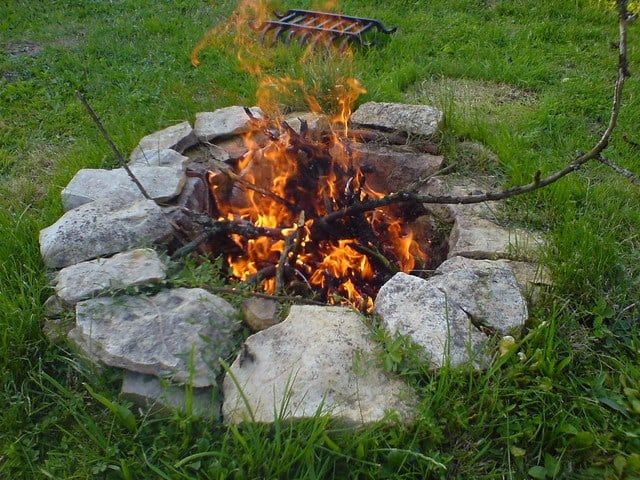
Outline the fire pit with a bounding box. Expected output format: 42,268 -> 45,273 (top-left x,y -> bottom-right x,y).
164,99 -> 449,312
40,99 -> 549,424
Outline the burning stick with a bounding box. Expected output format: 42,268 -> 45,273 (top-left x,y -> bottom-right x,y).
220,167 -> 301,213
172,216 -> 284,260
275,211 -> 306,294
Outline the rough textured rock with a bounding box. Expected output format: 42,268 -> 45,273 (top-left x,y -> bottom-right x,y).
54,249 -> 166,304
43,316 -> 74,344
61,165 -> 186,211
71,288 -> 239,387
448,215 -> 543,261
420,176 -> 501,222
213,136 -> 249,161
129,148 -> 189,168
40,198 -> 173,269
496,260 -> 553,302
194,106 -> 263,142
223,305 -> 416,425
175,177 -> 212,213
242,297 -> 279,332
121,371 -> 218,418
352,143 -> 445,192
375,272 -> 488,369
284,112 -> 330,135
44,294 -> 65,318
432,256 -> 528,335
350,102 -> 443,137
130,121 -> 197,161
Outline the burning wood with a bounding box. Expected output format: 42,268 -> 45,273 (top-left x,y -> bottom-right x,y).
199,108 -> 430,312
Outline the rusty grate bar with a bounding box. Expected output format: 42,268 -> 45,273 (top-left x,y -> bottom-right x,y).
252,9 -> 397,49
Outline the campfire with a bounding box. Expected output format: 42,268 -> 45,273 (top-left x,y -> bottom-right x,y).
178,1 -> 442,311
193,101 -> 431,312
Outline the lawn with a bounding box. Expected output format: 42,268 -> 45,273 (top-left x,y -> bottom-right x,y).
1,0 -> 639,478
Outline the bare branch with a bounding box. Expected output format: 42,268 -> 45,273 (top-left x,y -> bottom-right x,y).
317,1 -> 633,225
76,91 -> 153,201
206,286 -> 326,306
171,216 -> 284,260
597,154 -> 640,186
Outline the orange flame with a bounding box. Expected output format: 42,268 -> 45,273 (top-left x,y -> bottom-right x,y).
194,0 -> 428,311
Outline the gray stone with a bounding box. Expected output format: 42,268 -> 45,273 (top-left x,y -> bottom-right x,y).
44,294 -> 65,318
175,177 -> 212,213
350,102 -> 443,137
352,143 -> 445,192
284,112 -> 330,135
194,106 -> 263,142
242,297 -> 279,332
71,288 -> 239,387
213,136 -> 249,161
129,148 -> 189,168
419,176 -> 501,223
61,165 -> 186,211
43,316 -> 75,344
375,272 -> 488,369
130,121 -> 198,161
54,249 -> 166,304
496,260 -> 552,303
222,305 -> 416,425
121,371 -> 218,419
432,256 -> 528,335
448,215 -> 543,261
39,198 -> 173,269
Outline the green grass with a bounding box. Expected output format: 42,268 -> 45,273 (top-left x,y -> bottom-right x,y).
1,0 -> 640,477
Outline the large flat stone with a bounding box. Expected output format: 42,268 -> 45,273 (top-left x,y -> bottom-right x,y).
130,121 -> 197,161
375,272 -> 488,369
432,256 -> 528,335
40,198 -> 173,269
129,148 -> 189,168
448,215 -> 543,260
70,288 -> 239,387
350,102 -> 443,137
352,143 -> 445,192
419,176 -> 501,222
121,371 -> 218,419
54,248 -> 166,304
194,106 -> 263,142
61,165 -> 186,211
222,305 -> 416,425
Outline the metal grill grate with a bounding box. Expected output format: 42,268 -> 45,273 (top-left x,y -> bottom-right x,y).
251,9 -> 397,49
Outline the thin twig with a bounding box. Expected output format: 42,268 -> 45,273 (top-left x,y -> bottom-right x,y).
76,91 -> 153,200
351,243 -> 397,274
275,211 -> 306,294
222,169 -> 301,213
597,154 -> 640,186
206,286 -> 326,306
275,233 -> 296,295
171,217 -> 284,260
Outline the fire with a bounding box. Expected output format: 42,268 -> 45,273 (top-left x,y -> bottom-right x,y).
193,0 -> 428,311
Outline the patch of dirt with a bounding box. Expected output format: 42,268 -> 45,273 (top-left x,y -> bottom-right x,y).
4,41 -> 42,58
52,31 -> 86,49
1,71 -> 21,83
406,77 -> 537,111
